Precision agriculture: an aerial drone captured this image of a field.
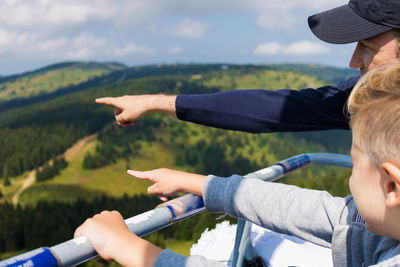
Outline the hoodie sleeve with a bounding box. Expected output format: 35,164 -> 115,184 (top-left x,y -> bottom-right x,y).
203,174 -> 350,248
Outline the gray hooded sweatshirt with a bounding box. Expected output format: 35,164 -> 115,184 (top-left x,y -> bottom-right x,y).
154,175 -> 400,266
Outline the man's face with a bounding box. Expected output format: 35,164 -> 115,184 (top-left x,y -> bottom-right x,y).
349,31 -> 399,75
349,135 -> 386,234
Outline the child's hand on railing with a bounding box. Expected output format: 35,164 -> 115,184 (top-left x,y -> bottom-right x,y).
74,210 -> 163,267
127,168 -> 206,201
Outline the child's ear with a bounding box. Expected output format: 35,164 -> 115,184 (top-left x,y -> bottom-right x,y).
381,162 -> 400,208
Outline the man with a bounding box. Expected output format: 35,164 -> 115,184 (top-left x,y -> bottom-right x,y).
96,0 -> 400,133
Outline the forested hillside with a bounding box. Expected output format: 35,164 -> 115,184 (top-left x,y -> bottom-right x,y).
271,63 -> 359,84
0,62 -> 354,263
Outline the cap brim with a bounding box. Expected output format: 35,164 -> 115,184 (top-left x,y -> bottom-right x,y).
308,4 -> 392,44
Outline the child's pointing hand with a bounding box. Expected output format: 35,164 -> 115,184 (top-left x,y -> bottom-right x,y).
127,168 -> 206,201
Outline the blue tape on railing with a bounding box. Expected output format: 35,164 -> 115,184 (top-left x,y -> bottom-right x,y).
173,194 -> 204,222
165,205 -> 176,218
276,154 -> 311,174
0,247 -> 59,267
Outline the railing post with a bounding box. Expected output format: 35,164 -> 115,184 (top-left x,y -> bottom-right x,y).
232,153 -> 351,267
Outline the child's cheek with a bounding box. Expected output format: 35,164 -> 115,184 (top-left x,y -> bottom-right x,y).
348,175 -> 354,194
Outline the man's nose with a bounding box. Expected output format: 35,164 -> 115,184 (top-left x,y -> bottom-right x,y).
349,42 -> 364,70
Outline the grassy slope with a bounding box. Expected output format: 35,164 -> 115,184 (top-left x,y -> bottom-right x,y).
197,69 -> 325,90
0,62 -> 125,101
0,172 -> 29,203
19,138 -> 143,205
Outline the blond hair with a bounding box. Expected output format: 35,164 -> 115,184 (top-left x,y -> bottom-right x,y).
348,60 -> 400,167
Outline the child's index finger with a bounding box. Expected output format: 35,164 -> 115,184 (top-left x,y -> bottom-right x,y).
127,170 -> 153,181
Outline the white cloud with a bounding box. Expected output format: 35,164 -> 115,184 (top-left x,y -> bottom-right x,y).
66,34 -> 154,59
256,13 -> 296,31
169,47 -> 184,54
0,28 -> 154,61
45,4 -> 94,25
71,33 -> 107,47
284,41 -> 330,55
254,41 -> 330,56
251,0 -> 346,32
244,0 -> 346,12
0,29 -> 12,47
0,1 -> 114,27
35,38 -> 67,52
67,48 -> 92,60
169,18 -> 211,39
112,44 -> 154,57
254,42 -> 281,55
0,28 -> 38,52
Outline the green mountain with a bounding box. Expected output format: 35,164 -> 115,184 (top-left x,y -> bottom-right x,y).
0,62 -> 354,194
0,61 -> 126,102
0,62 -> 354,260
270,63 -> 359,84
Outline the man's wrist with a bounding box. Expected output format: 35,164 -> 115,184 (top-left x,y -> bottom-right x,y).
150,95 -> 177,116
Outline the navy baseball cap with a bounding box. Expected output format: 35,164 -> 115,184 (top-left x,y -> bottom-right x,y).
308,0 -> 400,44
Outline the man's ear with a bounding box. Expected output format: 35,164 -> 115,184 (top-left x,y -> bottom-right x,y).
381,162 -> 400,208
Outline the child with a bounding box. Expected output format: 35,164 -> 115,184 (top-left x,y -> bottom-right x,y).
75,61 -> 400,266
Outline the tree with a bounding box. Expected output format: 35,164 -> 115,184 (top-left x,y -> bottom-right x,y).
54,157 -> 68,170
3,176 -> 10,186
3,164 -> 10,186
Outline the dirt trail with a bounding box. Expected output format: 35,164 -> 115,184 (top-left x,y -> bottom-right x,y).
64,133 -> 97,161
11,133 -> 98,205
12,170 -> 36,205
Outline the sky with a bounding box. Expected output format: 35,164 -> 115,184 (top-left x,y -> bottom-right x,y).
0,0 -> 356,76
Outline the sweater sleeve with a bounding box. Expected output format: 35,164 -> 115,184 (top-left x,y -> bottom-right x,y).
203,175 -> 350,248
176,76 -> 359,133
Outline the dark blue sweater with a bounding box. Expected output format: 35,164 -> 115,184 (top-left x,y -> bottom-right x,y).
176,76 -> 359,133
